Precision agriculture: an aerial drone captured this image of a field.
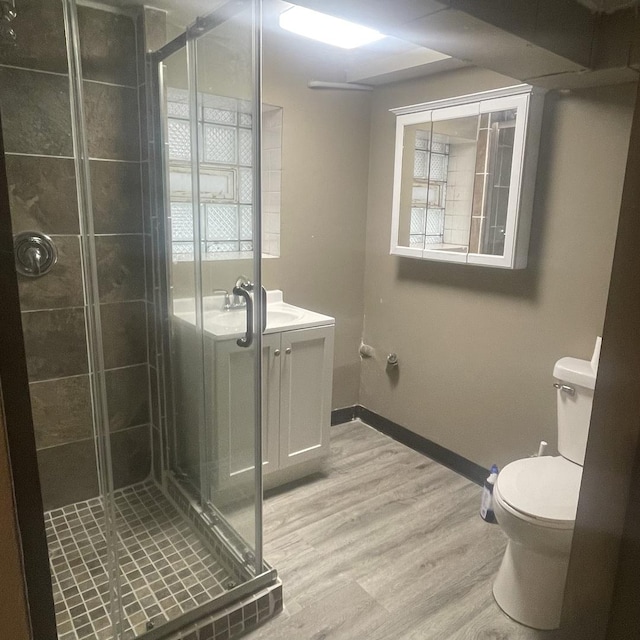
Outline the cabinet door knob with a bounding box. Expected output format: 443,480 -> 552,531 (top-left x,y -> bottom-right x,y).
285,347 -> 292,355
274,349 -> 281,356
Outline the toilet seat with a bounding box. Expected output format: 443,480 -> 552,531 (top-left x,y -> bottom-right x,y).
495,456 -> 582,527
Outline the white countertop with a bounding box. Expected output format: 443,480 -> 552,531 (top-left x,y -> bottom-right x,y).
172,289 -> 334,340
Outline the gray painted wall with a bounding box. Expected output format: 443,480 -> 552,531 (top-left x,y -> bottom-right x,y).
261,24 -> 372,409
360,68 -> 634,469
168,21 -> 634,471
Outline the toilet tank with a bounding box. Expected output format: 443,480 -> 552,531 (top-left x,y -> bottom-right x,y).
553,339 -> 600,466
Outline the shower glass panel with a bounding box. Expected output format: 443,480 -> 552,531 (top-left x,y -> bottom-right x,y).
157,0 -> 264,578
195,9 -> 261,555
0,0 -> 271,638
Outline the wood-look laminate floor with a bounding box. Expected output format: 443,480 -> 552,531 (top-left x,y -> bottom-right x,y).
247,420 -> 556,640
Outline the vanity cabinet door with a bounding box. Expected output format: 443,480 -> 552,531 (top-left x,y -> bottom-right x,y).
262,333 -> 281,474
214,334 -> 280,488
278,326 -> 334,469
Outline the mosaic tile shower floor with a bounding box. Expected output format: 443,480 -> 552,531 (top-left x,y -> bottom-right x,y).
46,482 -> 234,640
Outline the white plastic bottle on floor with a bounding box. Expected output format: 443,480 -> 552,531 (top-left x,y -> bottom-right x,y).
480,464 -> 499,523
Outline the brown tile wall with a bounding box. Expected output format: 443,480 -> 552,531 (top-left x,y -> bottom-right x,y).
0,0 -> 151,510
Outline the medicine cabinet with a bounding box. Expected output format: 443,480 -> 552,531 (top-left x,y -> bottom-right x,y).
390,85 -> 545,269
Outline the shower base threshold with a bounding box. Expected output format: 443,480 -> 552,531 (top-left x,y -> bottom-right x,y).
46,481 -> 242,639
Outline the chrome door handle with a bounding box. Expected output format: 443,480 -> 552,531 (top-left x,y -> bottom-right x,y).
553,382 -> 575,397
233,283 -> 253,348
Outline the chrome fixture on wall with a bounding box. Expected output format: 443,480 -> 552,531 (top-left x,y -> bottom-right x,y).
14,232 -> 57,278
1,0 -> 17,43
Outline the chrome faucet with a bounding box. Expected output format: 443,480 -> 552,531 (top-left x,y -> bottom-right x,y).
211,289 -> 232,310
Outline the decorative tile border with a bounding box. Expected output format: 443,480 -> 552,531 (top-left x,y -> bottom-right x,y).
165,581 -> 283,640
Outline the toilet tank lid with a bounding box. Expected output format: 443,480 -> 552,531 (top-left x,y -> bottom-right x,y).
553,357 -> 596,390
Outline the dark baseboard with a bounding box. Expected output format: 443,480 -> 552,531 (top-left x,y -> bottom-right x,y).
331,405 -> 487,486
330,405 -> 359,426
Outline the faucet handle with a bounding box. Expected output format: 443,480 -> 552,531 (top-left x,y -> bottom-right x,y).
234,275 -> 253,291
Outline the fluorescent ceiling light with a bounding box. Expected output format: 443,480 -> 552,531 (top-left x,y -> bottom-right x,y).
279,6 -> 385,49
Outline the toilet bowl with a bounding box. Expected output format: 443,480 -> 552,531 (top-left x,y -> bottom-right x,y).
492,338 -> 600,630
492,456 -> 582,630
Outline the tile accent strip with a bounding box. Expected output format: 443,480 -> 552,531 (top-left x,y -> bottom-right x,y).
332,405 -> 488,486
164,581 -> 283,640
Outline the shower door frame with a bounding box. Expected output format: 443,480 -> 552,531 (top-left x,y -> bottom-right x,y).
150,0 -> 266,579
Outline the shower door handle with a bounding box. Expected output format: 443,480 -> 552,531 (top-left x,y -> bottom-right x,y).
261,286 -> 267,333
233,284 -> 253,348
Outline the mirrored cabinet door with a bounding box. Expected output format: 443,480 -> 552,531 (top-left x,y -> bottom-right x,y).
390,85 -> 545,269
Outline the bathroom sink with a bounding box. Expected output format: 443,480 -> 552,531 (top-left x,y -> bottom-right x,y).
173,289 -> 335,339
205,310 -> 245,334
204,306 -> 304,334
173,290 -> 333,339
266,308 -> 304,327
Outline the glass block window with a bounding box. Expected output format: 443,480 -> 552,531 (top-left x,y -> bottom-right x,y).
167,119 -> 191,161
170,203 -> 194,241
203,106 -> 237,125
165,89 -> 263,261
238,128 -> 252,166
203,124 -> 237,164
239,168 -> 253,204
167,101 -> 189,119
206,204 -> 239,241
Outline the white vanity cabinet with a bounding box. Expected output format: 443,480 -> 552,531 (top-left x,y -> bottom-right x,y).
215,323 -> 334,489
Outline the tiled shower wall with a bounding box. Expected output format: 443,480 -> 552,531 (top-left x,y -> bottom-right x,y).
0,0 -> 152,510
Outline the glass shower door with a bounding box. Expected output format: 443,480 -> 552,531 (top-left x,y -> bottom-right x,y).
156,0 -> 264,582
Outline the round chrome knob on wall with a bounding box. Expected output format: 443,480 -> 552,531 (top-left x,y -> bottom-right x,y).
14,231 -> 57,278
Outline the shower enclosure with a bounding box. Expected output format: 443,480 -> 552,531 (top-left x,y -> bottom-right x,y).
0,0 -> 278,638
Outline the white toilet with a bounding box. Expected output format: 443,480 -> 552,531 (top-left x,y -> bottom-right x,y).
492,338 -> 601,630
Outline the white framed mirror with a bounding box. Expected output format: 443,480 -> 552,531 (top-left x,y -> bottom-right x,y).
390,85 -> 545,269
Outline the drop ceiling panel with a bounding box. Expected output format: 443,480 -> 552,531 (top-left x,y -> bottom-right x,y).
575,0 -> 639,13
285,0 -> 448,31
401,10 -> 588,80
